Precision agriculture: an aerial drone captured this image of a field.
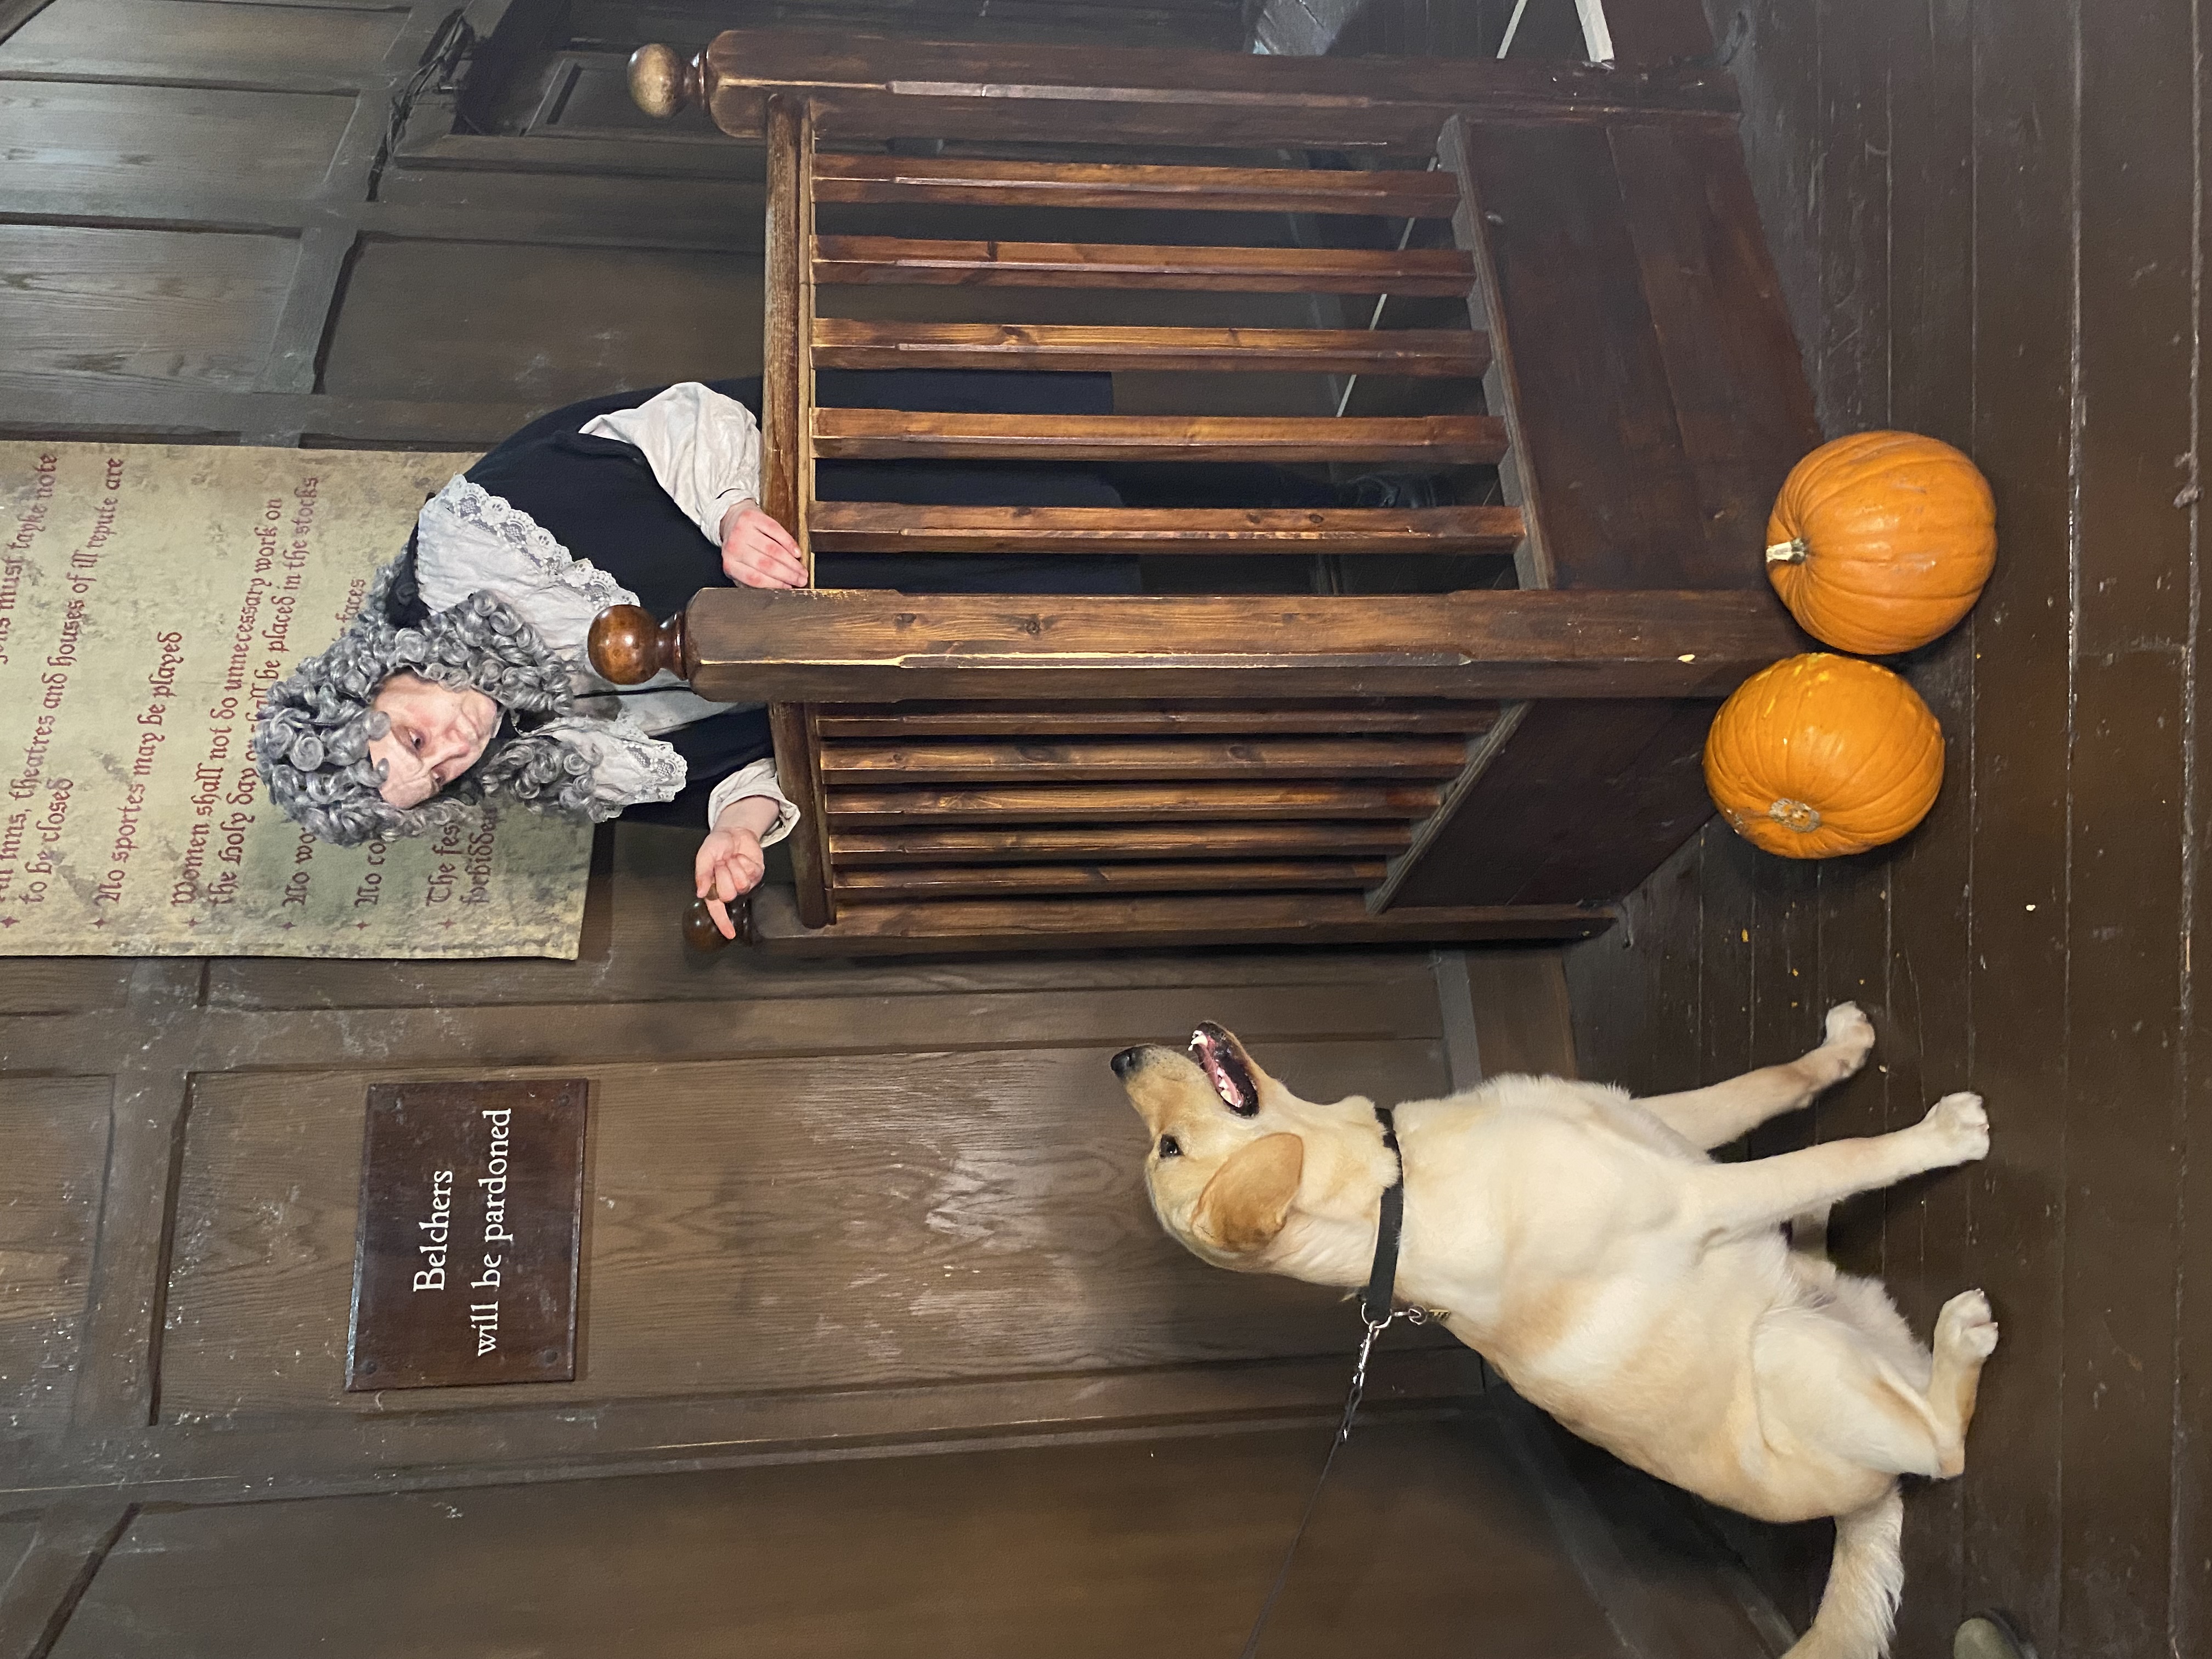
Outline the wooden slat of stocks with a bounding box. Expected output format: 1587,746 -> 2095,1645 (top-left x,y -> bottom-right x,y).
693,29 -> 1741,151
808,503 -> 1524,555
826,781 -> 1441,824
830,822 -> 1417,864
769,702 -> 834,929
812,411 -> 1506,465
811,154 -> 1463,217
814,702 -> 1500,738
817,736 -> 1468,783
838,860 -> 1387,899
812,237 -> 1474,295
747,888 -> 1616,954
760,93 -> 815,563
680,588 -> 1803,704
811,320 -> 1491,377
759,94 -> 832,928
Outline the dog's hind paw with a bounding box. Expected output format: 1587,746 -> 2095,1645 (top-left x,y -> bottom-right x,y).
1937,1289 -> 2000,1362
1921,1091 -> 1990,1164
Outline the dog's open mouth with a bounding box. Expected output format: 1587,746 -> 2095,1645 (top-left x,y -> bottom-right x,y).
1190,1023 -> 1259,1116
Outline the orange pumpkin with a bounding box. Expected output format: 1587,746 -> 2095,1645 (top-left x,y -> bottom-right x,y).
1703,654 -> 1944,859
1766,430 -> 1996,655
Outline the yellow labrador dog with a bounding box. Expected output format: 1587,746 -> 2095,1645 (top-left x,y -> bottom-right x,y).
1112,1006 -> 1994,1659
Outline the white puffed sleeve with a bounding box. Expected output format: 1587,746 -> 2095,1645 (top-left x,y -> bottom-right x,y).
579,382 -> 764,544
706,757 -> 800,847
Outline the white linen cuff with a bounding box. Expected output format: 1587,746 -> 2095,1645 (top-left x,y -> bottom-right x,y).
706,755 -> 800,846
579,382 -> 764,545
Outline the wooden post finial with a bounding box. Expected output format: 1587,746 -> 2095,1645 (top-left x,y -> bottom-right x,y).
682,894 -> 752,951
587,603 -> 689,685
628,44 -> 703,120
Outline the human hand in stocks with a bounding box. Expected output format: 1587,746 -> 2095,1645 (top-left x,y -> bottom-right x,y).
718,501 -> 806,589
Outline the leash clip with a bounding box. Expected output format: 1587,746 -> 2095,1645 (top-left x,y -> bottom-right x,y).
1342,1300 -> 1407,1443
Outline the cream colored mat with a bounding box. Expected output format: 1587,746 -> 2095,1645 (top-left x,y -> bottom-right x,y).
0,443 -> 591,958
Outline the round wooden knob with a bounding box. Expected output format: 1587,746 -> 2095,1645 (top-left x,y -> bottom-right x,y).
629,44 -> 700,119
587,603 -> 662,685
682,894 -> 751,951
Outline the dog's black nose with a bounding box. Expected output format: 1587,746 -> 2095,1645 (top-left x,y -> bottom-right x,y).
1110,1046 -> 1146,1080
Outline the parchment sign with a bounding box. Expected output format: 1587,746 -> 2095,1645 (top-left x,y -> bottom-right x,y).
347,1080 -> 588,1391
0,442 -> 592,958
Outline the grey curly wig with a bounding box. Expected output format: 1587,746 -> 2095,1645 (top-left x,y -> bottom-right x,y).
253,548 -> 611,846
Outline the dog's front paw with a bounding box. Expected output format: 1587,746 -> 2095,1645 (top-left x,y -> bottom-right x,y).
1920,1091 -> 1990,1164
1936,1289 -> 2000,1362
1806,1002 -> 1876,1084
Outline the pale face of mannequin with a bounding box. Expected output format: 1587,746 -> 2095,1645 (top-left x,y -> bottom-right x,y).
367,672 -> 500,807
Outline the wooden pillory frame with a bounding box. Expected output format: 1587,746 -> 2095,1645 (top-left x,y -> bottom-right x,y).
589,30 -> 1818,956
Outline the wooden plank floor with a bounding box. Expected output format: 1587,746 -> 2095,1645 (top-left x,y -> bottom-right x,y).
1565,2 -> 2208,1655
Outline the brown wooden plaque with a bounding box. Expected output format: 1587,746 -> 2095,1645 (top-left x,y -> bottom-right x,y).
346,1079 -> 588,1391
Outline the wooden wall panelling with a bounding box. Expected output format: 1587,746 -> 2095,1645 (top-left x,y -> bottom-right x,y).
13,978 -> 1447,1081
1461,945 -> 1578,1081
61,961 -> 198,1432
0,0 -> 50,46
44,1421 -> 1630,1659
0,960 -> 129,1015
158,1039 -> 1450,1416
2056,0 -> 2193,1650
0,83 -> 359,210
375,164 -> 768,225
0,0 -> 410,88
0,227 -> 299,398
591,0 -> 1250,55
0,1517 -> 33,1590
391,127 -> 768,181
0,1079 -> 111,1432
3,1348 -> 1492,1507
0,1504 -> 132,1659
317,239 -> 766,403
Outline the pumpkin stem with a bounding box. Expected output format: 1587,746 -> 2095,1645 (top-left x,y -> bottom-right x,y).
1764,538 -> 1810,565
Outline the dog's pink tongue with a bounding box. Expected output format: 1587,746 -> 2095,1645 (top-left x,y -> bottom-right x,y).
1190,1030 -> 1243,1109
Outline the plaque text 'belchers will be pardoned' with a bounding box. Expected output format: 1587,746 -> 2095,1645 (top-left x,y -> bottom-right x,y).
411,1109 -> 520,1357
348,1080 -> 587,1391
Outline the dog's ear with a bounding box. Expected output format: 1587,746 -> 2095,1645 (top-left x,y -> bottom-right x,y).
1190,1133 -> 1305,1254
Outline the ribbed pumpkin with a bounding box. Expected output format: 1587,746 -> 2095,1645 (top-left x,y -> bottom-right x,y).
1766,430 -> 1996,655
1704,654 -> 1944,859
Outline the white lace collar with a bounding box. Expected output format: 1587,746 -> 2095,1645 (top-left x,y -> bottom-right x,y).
415,475 -> 636,613
409,476 -> 710,809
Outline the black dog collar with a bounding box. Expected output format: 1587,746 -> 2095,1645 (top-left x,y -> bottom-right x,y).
1360,1103 -> 1404,1325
